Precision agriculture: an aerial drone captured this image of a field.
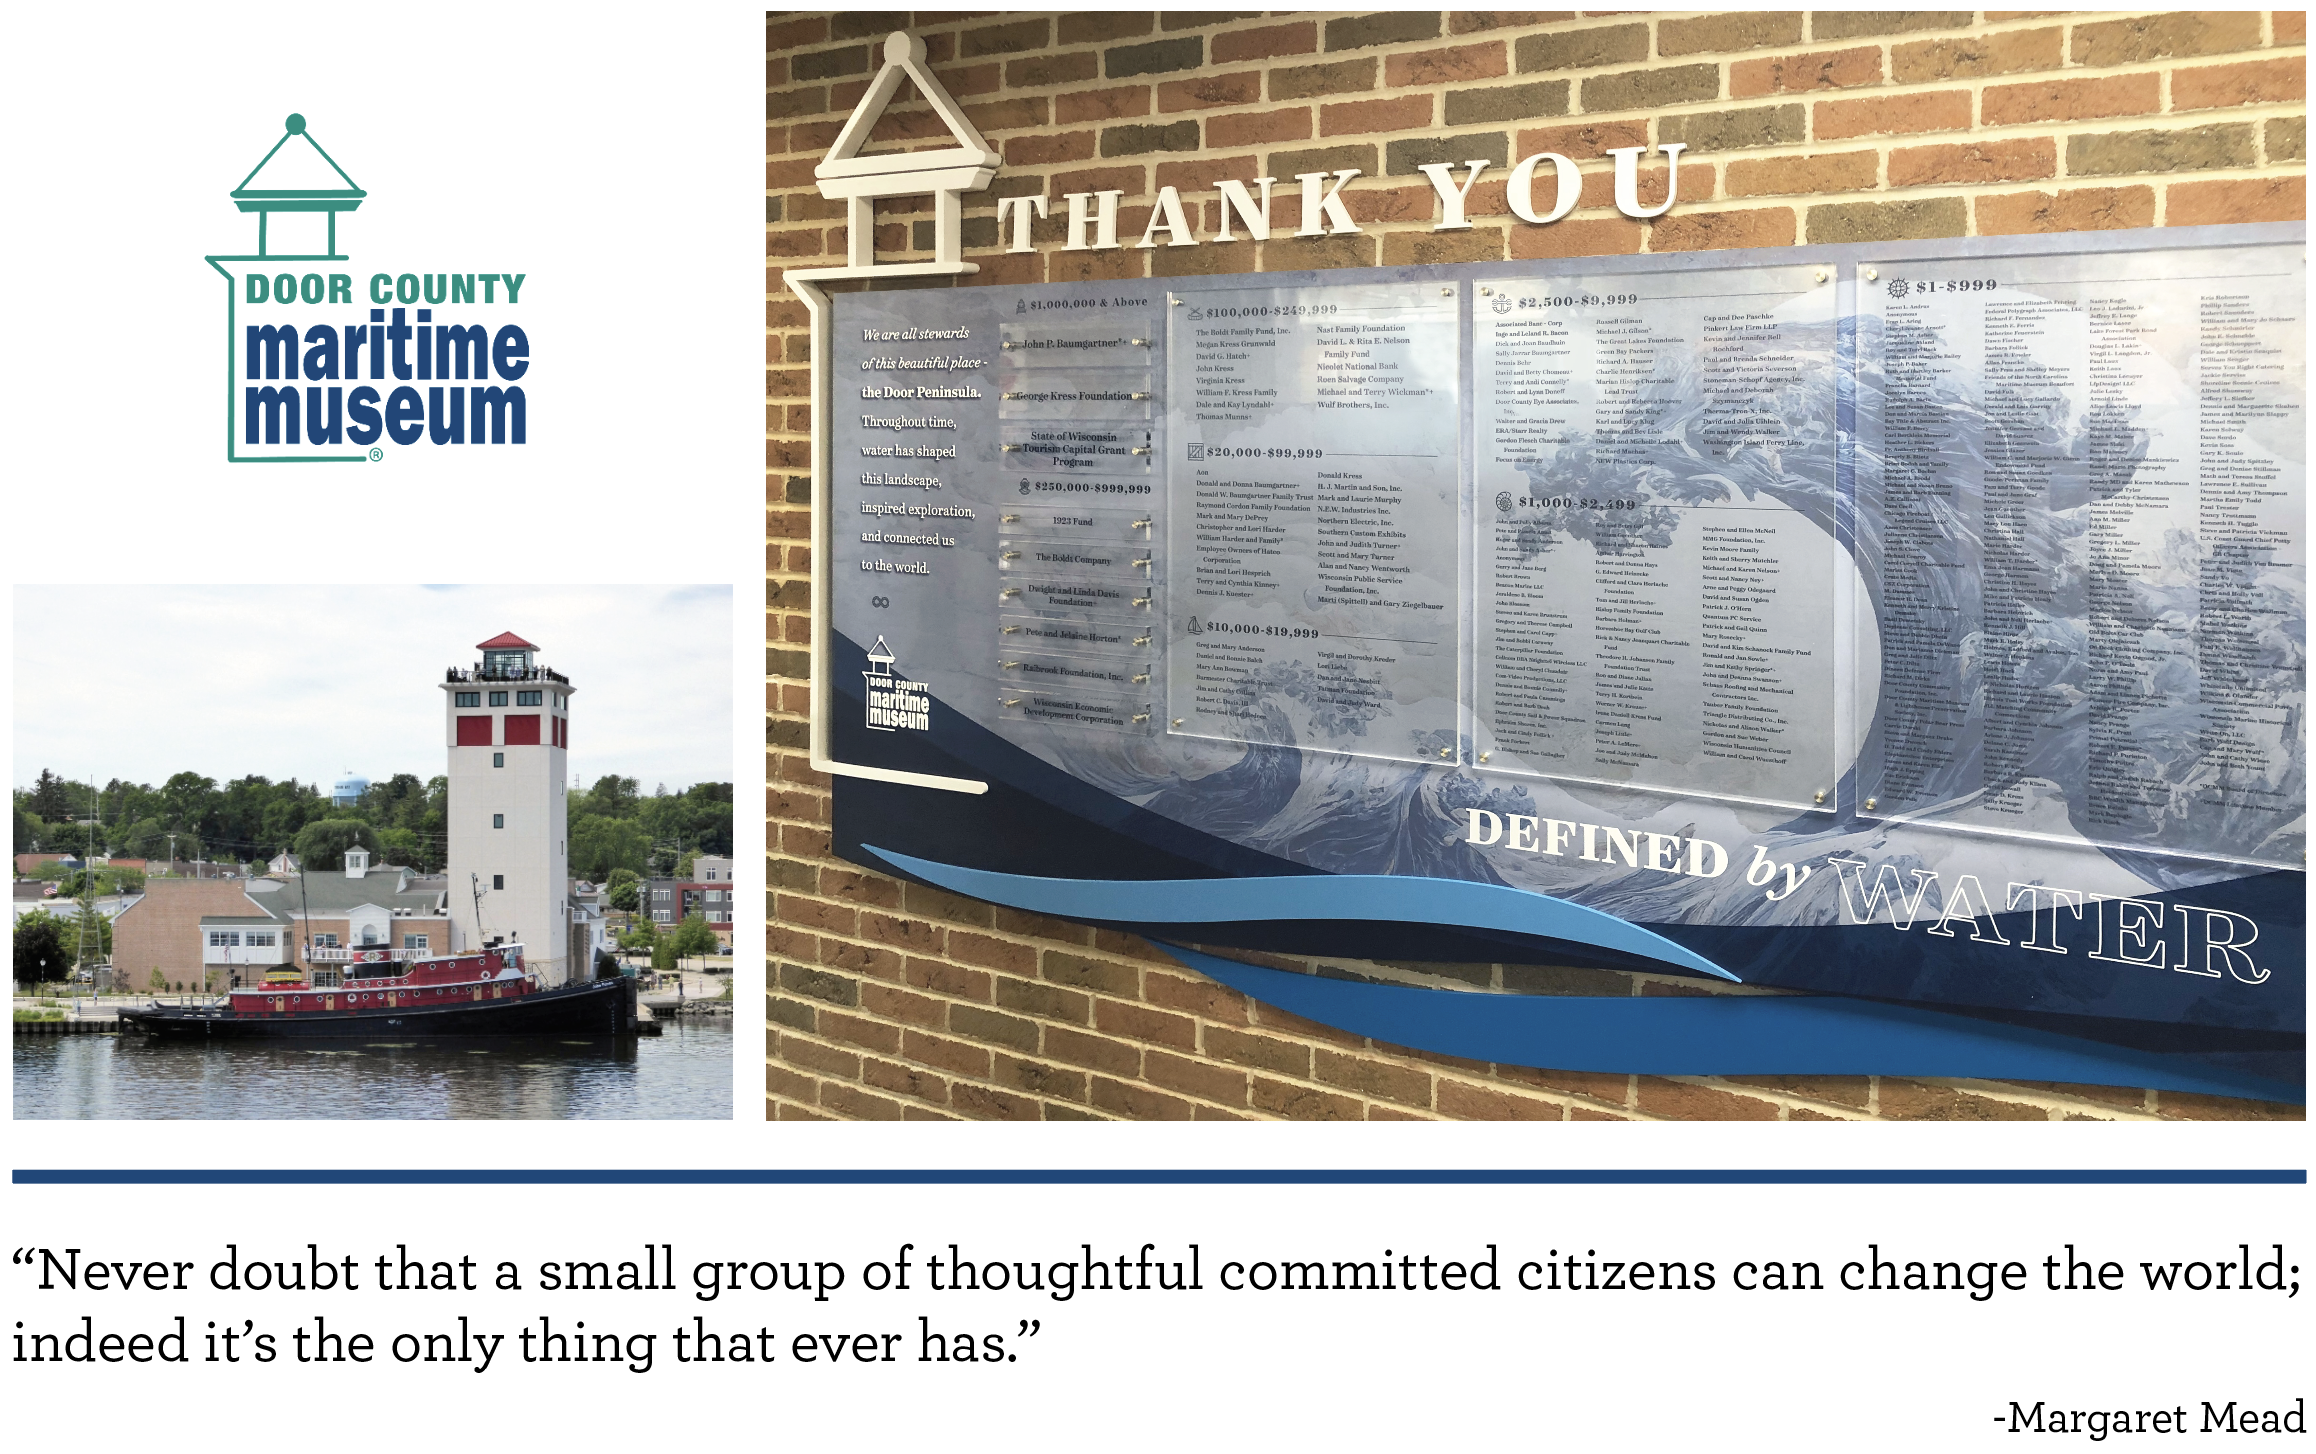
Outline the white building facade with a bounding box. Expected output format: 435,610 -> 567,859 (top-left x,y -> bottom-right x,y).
443,632 -> 576,985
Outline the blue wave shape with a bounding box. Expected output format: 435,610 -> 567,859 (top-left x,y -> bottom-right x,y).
1159,944 -> 2303,1103
861,846 -> 1738,982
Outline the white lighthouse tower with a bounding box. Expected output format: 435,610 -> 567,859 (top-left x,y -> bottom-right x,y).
443,631 -> 575,984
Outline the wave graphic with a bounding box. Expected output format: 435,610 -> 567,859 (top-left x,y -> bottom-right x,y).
1157,944 -> 2301,1102
861,845 -> 1738,981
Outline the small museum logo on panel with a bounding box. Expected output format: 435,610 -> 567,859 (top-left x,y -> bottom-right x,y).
863,638 -> 932,732
207,114 -> 536,464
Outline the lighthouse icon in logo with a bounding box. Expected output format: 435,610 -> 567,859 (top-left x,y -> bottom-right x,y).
863,636 -> 931,732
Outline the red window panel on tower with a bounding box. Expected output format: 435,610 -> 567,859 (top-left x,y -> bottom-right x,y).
455,715 -> 493,747
504,715 -> 542,746
562,717 -> 571,750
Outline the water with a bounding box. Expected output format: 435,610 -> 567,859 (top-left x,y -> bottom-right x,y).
13,1020 -> 732,1120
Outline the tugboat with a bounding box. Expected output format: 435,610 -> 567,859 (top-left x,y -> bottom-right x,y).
120,942 -> 639,1039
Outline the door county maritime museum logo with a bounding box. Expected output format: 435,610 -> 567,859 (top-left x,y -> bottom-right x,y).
206,114 -> 534,463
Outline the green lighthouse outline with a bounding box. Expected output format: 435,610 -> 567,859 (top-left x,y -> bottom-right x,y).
204,113 -> 370,464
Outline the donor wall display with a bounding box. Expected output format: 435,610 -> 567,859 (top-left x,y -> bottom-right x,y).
799,221 -> 2305,1098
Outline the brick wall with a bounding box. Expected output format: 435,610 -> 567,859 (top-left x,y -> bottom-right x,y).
111,879 -> 261,989
765,10 -> 2306,1122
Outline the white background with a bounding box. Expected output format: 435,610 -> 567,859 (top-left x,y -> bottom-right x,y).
1,3 -> 2307,1448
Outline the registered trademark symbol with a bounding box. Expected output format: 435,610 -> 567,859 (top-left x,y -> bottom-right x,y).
369,447 -> 383,462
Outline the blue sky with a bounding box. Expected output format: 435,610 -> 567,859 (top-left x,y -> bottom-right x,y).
15,585 -> 735,796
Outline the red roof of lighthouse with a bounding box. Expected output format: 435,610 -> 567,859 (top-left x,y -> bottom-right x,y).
476,631 -> 538,650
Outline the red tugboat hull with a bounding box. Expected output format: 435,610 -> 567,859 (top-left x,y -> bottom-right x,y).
120,944 -> 641,1039
122,981 -> 639,1037
122,976 -> 638,1038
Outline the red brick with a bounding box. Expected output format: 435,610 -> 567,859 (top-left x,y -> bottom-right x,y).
1633,1078 -> 1782,1120
2279,13 -> 2308,46
1208,106 -> 1311,147
1647,206 -> 1797,251
1515,118 -> 1649,158
1889,28 -> 2062,82
1057,85 -> 1153,123
1251,1077 -> 1364,1120
902,955 -> 992,1001
1493,1065 -> 1632,1105
1877,1080 -> 2050,1121
990,1053 -> 1091,1102
2071,11 -> 2265,66
1042,1024 -> 1143,1077
1049,248 -> 1149,284
1270,57 -> 1377,101
1973,186 -> 2149,233
1157,72 -> 1262,112
820,939 -> 902,983
1887,137 -> 2056,187
774,894 -> 852,938
964,96 -> 1050,133
901,1028 -> 993,1079
1155,154 -> 1264,194
1212,20 -> 1317,64
1386,41 -> 1508,88
904,882 -> 995,927
1142,969 -> 1249,1023
1320,94 -> 1435,135
1143,1049 -> 1251,1105
765,1063 -> 819,1104
1449,11 -> 1576,34
2165,176 -> 2307,226
816,868 -> 901,908
1382,228 -> 1508,265
950,1083 -> 1043,1121
1094,999 -> 1198,1050
814,1010 -> 902,1056
862,1056 -> 949,1106
858,909 -> 942,955
1725,150 -> 1880,197
1006,131 -> 1098,166
764,15 -> 829,53
860,982 -> 946,1029
2171,57 -> 2307,111
1729,44 -> 1881,97
1814,89 -> 1971,139
2151,1090 -> 2303,1121
778,1034 -> 858,1080
1435,1078 -> 1564,1120
1091,1077 -> 1196,1119
1312,1048 -> 1432,1108
991,907 -> 1088,944
1980,73 -> 2160,126
819,1083 -> 905,1121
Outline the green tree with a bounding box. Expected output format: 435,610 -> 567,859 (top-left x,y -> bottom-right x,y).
605,867 -> 638,893
377,827 -> 422,867
571,814 -> 649,881
63,885 -> 111,967
669,912 -> 719,961
27,769 -> 73,822
158,772 -> 220,836
293,820 -> 385,872
607,879 -> 640,913
14,803 -> 46,858
110,816 -> 166,859
14,909 -> 69,983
